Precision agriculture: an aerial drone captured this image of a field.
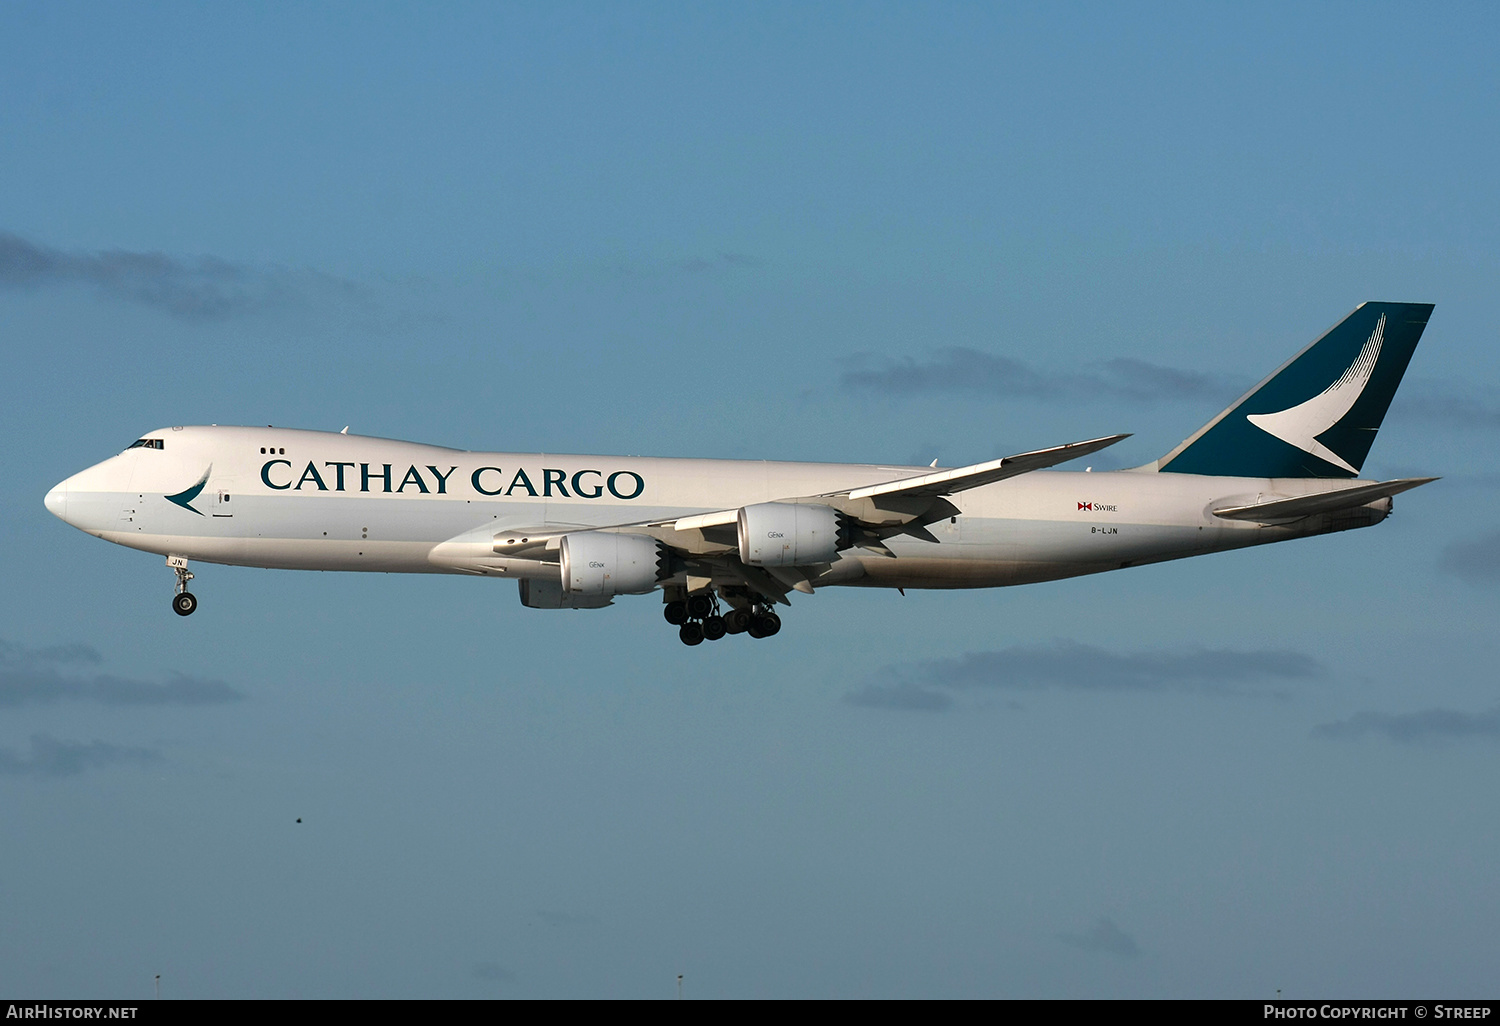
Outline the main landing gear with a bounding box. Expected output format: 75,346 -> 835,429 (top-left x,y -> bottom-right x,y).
663,589 -> 781,646
168,556 -> 198,617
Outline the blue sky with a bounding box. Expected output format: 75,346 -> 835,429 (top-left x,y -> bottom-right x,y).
3,2 -> 1498,998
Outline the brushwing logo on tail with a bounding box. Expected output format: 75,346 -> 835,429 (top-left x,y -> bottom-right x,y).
1245,313 -> 1385,474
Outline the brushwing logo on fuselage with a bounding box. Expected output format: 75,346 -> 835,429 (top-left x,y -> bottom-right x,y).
1245,313 -> 1385,475
164,467 -> 212,516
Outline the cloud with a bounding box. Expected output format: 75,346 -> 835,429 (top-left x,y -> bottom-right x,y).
1390,382 -> 1500,430
844,680 -> 954,712
840,357 -> 1500,423
0,231 -> 363,321
471,961 -> 514,982
592,252 -> 764,281
839,347 -> 1243,403
1439,532 -> 1500,584
0,639 -> 243,707
15,642 -> 102,665
1058,918 -> 1140,958
1313,706 -> 1500,744
0,734 -> 160,777
846,641 -> 1321,711
1097,357 -> 1243,402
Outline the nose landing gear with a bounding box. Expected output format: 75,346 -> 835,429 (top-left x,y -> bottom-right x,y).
168,555 -> 198,617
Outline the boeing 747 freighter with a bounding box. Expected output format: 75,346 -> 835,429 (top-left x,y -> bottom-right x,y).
45,302 -> 1436,645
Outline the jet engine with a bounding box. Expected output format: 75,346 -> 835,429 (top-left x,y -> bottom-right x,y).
559,531 -> 667,597
736,502 -> 850,567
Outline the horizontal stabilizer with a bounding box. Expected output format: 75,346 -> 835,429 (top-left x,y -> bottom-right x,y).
841,434 -> 1131,502
1212,477 -> 1437,522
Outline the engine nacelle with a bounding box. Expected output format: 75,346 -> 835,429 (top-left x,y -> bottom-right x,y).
518,579 -> 613,609
737,502 -> 848,567
559,531 -> 665,597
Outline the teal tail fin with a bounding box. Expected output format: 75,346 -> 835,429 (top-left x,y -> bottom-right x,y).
1156,302 -> 1434,478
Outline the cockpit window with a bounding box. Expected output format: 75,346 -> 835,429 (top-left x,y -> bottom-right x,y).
127,438 -> 164,450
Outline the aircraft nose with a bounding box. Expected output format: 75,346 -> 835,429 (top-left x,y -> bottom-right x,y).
44,480 -> 68,521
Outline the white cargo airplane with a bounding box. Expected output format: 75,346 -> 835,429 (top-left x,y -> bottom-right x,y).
45,302 -> 1436,645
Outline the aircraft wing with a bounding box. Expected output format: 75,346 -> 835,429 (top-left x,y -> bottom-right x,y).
835,433 -> 1130,501
1211,477 -> 1437,522
446,434 -> 1133,595
655,434 -> 1131,535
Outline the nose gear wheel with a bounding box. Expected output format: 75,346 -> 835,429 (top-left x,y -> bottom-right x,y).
169,558 -> 198,617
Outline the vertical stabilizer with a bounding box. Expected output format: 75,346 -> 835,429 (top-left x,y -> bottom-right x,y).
1156,302 -> 1433,478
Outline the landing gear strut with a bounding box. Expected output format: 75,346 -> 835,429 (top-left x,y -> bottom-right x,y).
168,556 -> 197,617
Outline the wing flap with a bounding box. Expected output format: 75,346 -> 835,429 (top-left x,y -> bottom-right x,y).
1212,477 -> 1437,522
666,509 -> 740,532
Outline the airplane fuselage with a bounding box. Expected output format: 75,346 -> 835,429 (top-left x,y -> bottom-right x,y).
45,425 -> 1387,592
